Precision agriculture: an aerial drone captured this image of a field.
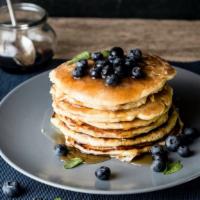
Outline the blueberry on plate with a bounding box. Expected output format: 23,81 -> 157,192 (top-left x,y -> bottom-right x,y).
76,59 -> 88,69
183,127 -> 199,140
128,48 -> 142,61
152,154 -> 167,161
177,145 -> 192,157
89,67 -> 102,79
131,66 -> 143,78
151,159 -> 166,172
54,144 -> 68,156
105,74 -> 120,86
165,135 -> 181,152
151,145 -> 165,156
95,166 -> 111,180
110,47 -> 124,58
2,181 -> 22,197
101,65 -> 113,79
91,52 -> 103,61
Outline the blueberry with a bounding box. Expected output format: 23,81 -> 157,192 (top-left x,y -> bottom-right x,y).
2,181 -> 22,197
96,59 -> 108,68
72,67 -> 85,78
54,144 -> 68,156
183,127 -> 199,140
76,59 -> 87,68
177,145 -> 192,157
151,160 -> 166,172
151,145 -> 165,156
108,55 -> 115,63
91,52 -> 103,61
95,166 -> 111,180
131,66 -> 143,78
113,57 -> 124,67
105,74 -> 120,86
101,65 -> 113,79
128,48 -> 142,61
152,154 -> 167,161
165,135 -> 181,152
179,134 -> 191,145
89,67 -> 102,79
114,65 -> 125,77
110,47 -> 124,58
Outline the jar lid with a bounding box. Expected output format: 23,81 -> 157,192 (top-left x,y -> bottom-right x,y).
0,3 -> 47,30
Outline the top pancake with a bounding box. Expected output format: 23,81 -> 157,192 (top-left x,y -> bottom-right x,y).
49,55 -> 176,109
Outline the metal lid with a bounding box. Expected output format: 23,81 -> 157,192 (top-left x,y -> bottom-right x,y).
0,3 -> 48,30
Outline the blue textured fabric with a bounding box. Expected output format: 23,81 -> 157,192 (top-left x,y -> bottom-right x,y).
0,59 -> 200,200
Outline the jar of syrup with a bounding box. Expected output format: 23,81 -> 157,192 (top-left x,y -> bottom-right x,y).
0,3 -> 56,73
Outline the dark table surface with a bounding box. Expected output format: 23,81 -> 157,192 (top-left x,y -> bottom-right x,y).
0,59 -> 200,200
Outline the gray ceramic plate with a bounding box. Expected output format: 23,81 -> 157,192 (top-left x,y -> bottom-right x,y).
0,67 -> 200,195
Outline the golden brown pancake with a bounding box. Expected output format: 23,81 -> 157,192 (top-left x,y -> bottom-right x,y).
49,55 -> 176,110
50,84 -> 148,111
52,84 -> 172,122
64,118 -> 183,162
51,108 -> 178,148
55,111 -> 169,139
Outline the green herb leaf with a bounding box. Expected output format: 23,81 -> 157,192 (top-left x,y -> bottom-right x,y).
67,51 -> 91,65
101,50 -> 110,58
163,161 -> 183,175
64,157 -> 83,169
54,198 -> 62,200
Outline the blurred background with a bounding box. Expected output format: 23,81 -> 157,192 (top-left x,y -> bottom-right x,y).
1,0 -> 200,19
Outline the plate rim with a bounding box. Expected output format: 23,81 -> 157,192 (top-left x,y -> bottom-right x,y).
0,67 -> 200,195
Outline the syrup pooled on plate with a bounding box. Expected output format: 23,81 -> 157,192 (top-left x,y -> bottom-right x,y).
52,132 -> 110,164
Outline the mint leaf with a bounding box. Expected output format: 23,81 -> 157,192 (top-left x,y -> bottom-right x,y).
64,157 -> 83,169
67,51 -> 91,64
54,198 -> 62,200
163,161 -> 183,175
101,50 -> 110,58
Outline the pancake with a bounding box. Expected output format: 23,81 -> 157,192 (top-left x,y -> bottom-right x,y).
55,111 -> 169,139
52,84 -> 173,123
51,108 -> 178,148
49,55 -> 176,110
50,84 -> 148,111
64,118 -> 183,162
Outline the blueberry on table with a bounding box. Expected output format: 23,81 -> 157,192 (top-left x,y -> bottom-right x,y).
2,181 -> 22,197
76,59 -> 88,69
72,67 -> 85,78
105,74 -> 120,86
183,127 -> 199,140
91,52 -> 103,61
165,135 -> 181,152
177,145 -> 192,157
110,47 -> 124,58
128,48 -> 142,61
151,159 -> 166,172
89,67 -> 102,79
131,66 -> 143,78
54,144 -> 68,156
95,166 -> 111,180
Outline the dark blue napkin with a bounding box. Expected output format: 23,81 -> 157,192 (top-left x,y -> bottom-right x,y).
0,59 -> 200,200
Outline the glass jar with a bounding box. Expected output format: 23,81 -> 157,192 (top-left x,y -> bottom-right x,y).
0,3 -> 56,73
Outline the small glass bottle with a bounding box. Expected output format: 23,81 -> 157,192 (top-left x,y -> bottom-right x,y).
0,3 -> 56,73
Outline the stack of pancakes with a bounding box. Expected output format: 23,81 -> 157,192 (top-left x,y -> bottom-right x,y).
49,55 -> 183,162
